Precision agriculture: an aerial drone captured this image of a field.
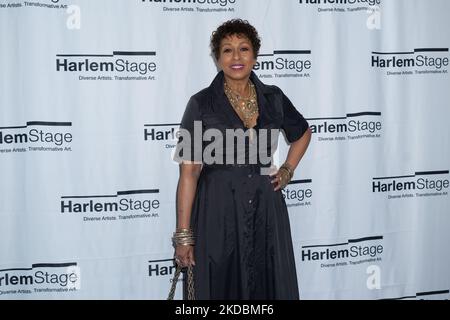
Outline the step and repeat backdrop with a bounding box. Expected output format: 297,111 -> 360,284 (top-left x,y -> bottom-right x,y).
1,0 -> 449,299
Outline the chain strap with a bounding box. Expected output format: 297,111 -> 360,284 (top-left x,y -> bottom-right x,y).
167,265 -> 195,300
187,267 -> 195,300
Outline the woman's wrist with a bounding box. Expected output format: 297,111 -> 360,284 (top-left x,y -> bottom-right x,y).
172,227 -> 195,247
176,227 -> 192,232
280,162 -> 294,179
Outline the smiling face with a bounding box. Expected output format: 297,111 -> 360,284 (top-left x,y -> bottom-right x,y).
217,34 -> 257,85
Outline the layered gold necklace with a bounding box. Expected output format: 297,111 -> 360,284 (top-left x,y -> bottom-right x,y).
224,80 -> 259,129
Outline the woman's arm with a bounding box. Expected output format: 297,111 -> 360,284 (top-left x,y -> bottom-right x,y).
285,127 -> 312,171
176,162 -> 202,229
175,162 -> 202,267
272,127 -> 312,191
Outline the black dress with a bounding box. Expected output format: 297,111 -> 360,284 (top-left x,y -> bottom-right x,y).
175,71 -> 309,300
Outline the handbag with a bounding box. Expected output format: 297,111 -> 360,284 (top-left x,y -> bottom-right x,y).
167,265 -> 195,300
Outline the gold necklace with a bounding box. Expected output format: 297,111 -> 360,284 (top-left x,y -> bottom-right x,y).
224,80 -> 259,128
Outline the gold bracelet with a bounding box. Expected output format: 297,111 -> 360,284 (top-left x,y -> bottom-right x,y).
280,163 -> 294,179
172,229 -> 195,247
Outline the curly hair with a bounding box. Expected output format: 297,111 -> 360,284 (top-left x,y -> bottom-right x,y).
210,19 -> 261,60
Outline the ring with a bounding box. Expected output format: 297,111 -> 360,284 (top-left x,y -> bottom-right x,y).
175,257 -> 181,264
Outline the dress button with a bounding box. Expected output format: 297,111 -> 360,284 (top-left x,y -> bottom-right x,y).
248,200 -> 252,204
248,174 -> 252,178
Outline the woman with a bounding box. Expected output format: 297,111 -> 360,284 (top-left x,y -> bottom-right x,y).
173,19 -> 311,300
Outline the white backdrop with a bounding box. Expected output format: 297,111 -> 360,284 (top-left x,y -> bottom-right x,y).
1,0 -> 449,300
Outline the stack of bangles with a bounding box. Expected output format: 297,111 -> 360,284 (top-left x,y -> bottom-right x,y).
279,163 -> 294,184
172,228 -> 195,247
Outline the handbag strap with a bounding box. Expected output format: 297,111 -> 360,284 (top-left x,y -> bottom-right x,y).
186,266 -> 195,300
167,266 -> 195,300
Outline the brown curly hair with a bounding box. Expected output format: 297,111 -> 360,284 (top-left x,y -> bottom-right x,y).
210,19 -> 261,60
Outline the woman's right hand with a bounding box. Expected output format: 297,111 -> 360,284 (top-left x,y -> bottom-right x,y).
175,245 -> 195,268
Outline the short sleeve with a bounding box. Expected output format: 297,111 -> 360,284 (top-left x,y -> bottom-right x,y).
173,97 -> 203,163
281,92 -> 309,143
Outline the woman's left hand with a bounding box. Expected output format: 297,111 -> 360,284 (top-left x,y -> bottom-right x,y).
270,168 -> 291,191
